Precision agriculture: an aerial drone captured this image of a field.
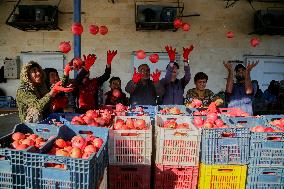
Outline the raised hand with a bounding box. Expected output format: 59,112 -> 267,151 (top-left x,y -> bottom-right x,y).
246,60 -> 259,72
150,69 -> 161,84
83,54 -> 97,70
183,45 -> 194,62
132,68 -> 144,84
223,61 -> 233,72
64,62 -> 73,75
165,45 -> 176,62
107,50 -> 117,65
52,81 -> 73,93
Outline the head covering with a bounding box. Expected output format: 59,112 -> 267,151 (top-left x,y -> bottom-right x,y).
234,64 -> 246,71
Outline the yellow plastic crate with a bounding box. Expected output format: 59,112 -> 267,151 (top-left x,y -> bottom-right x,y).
199,164 -> 247,189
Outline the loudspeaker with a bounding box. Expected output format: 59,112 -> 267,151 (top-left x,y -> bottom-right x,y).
254,9 -> 284,35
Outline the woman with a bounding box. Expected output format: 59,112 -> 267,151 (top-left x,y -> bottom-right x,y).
185,72 -> 222,107
16,61 -> 72,123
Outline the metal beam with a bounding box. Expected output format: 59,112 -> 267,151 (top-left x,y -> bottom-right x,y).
73,0 -> 81,77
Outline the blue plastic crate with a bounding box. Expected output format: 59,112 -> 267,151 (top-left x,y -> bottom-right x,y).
24,125 -> 109,189
201,126 -> 250,165
226,116 -> 284,167
261,115 -> 284,123
129,105 -> 156,115
0,123 -> 60,189
156,105 -> 188,115
0,96 -> 16,109
39,113 -> 70,125
246,166 -> 284,189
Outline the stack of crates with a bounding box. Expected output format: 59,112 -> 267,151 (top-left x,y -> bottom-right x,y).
154,115 -> 201,189
199,115 -> 249,189
24,125 -> 109,189
108,115 -> 152,189
246,115 -> 284,188
0,123 -> 60,188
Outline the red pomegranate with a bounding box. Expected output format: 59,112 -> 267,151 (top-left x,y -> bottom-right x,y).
149,54 -> 159,63
72,23 -> 83,35
99,26 -> 108,35
182,23 -> 190,31
89,25 -> 99,35
173,18 -> 183,29
59,41 -> 71,54
250,38 -> 260,47
136,50 -> 146,59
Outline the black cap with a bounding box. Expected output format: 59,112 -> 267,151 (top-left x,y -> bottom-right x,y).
167,62 -> 179,69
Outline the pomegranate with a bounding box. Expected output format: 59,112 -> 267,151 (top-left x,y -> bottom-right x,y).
12,140 -> 20,149
99,25 -> 108,35
182,23 -> 190,31
64,146 -> 73,153
56,149 -> 69,157
250,38 -> 260,47
125,118 -> 134,129
16,144 -> 28,150
206,113 -> 218,123
59,41 -> 71,54
226,31 -> 234,38
112,89 -> 121,98
82,152 -> 92,159
264,127 -> 275,132
21,138 -> 35,146
193,116 -> 204,128
136,50 -> 146,59
70,147 -> 82,158
27,134 -> 38,140
55,139 -> 67,148
12,132 -> 25,141
134,119 -> 146,130
169,107 -> 181,115
215,119 -> 224,128
72,23 -> 83,35
89,25 -> 99,35
85,110 -> 99,119
84,145 -> 97,154
192,99 -> 202,108
93,138 -> 103,149
203,121 -> 213,129
71,136 -> 86,150
173,18 -> 183,29
149,54 -> 159,63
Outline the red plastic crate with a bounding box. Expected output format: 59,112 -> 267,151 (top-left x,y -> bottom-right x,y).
108,165 -> 151,189
155,164 -> 198,189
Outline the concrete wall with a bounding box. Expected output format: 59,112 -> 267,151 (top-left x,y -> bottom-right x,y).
0,0 -> 284,98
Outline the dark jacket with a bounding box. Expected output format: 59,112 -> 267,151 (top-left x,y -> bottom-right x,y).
159,64 -> 191,105
105,89 -> 128,106
125,79 -> 159,105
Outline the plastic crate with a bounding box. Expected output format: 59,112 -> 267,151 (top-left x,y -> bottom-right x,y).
0,123 -> 59,189
201,126 -> 250,165
108,165 -> 151,189
24,125 -> 109,189
155,164 -> 198,189
109,116 -> 152,165
0,96 -> 16,109
219,108 -> 250,117
198,164 -> 247,189
156,105 -> 188,115
155,115 -> 201,166
246,166 -> 284,189
39,113 -> 70,125
226,116 -> 284,166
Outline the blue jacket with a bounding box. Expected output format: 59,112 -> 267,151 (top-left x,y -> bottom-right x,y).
159,64 -> 191,105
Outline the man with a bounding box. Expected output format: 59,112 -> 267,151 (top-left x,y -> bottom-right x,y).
159,45 -> 192,105
224,60 -> 259,115
125,64 -> 161,105
105,76 -> 128,106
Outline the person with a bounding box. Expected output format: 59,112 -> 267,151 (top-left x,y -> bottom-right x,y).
252,80 -> 265,114
73,50 -> 117,113
263,80 -> 280,110
105,76 -> 128,106
16,61 -> 72,123
158,45 -> 192,105
43,68 -> 68,113
224,61 -> 259,115
185,72 -> 223,107
125,64 -> 162,105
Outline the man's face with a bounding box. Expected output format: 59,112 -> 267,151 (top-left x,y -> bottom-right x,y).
235,68 -> 245,82
49,72 -> 59,85
110,79 -> 121,90
29,67 -> 42,85
138,65 -> 150,79
195,79 -> 207,91
171,65 -> 179,79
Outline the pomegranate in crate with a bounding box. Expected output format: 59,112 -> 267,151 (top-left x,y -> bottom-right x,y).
109,116 -> 152,165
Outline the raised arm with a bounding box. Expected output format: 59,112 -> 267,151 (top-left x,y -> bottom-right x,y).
224,61 -> 234,94
245,60 -> 259,94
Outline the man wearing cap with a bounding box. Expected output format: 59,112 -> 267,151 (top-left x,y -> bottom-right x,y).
224,60 -> 259,115
158,45 -> 192,105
